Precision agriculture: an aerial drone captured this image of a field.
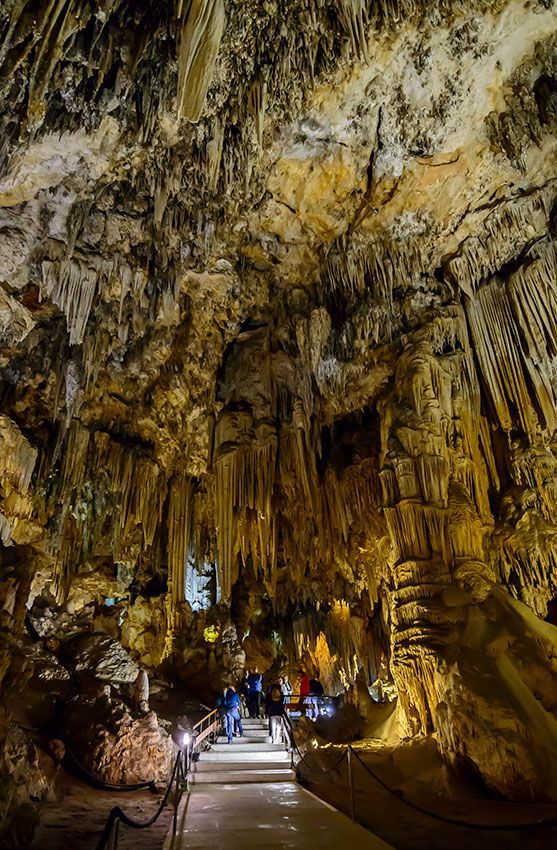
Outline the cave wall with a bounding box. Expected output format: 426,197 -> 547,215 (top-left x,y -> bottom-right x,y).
0,0 -> 556,801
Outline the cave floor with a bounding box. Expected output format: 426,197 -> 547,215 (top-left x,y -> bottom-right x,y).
166,782 -> 394,849
28,772 -> 175,850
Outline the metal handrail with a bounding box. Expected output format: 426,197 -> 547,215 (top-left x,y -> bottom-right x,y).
193,708 -> 218,730
283,693 -> 337,699
192,708 -> 221,749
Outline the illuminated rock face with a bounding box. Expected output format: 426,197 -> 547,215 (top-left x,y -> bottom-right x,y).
0,0 -> 557,803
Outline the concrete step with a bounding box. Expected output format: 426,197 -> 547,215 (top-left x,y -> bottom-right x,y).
199,749 -> 290,763
193,760 -> 290,773
216,733 -> 271,743
190,768 -> 296,784
240,720 -> 267,727
210,742 -> 284,752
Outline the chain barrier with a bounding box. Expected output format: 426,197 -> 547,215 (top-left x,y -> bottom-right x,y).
93,704 -> 218,850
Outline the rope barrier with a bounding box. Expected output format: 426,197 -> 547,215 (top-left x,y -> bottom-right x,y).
95,749 -> 186,850
286,715 -> 557,832
64,749 -> 159,793
93,702 -> 219,849
22,617 -> 160,794
349,748 -> 557,832
284,713 -> 348,776
292,740 -> 348,776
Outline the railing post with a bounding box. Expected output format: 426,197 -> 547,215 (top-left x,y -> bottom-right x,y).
185,737 -> 191,791
347,747 -> 356,822
172,752 -> 180,835
108,816 -> 120,850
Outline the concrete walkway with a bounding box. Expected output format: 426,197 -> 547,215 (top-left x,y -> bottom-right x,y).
165,782 -> 395,849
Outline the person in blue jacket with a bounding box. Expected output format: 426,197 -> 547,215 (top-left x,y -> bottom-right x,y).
246,667 -> 263,718
224,685 -> 243,744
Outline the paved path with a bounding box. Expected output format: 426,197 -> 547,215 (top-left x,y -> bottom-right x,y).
165,781 -> 395,849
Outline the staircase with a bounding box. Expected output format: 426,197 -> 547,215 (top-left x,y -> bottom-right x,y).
190,718 -> 295,785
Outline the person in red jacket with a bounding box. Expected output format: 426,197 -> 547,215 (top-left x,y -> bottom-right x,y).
299,671 -> 310,697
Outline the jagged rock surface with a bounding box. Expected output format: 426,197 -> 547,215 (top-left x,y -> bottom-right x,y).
64,699 -> 176,785
0,0 -> 556,808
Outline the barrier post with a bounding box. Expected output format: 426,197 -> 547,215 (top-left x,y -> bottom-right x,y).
173,752 -> 181,835
108,816 -> 120,850
347,747 -> 356,822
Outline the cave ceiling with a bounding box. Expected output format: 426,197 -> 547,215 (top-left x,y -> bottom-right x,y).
1,2 -> 557,792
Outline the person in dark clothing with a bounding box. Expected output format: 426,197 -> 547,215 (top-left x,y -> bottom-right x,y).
239,672 -> 249,718
246,666 -> 263,718
266,679 -> 285,743
309,678 -> 324,696
216,687 -> 227,715
224,685 -> 243,744
308,676 -> 324,719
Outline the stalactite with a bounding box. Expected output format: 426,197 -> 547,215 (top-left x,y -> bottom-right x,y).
467,239 -> 557,439
93,433 -> 164,555
0,414 -> 37,494
50,425 -> 166,595
213,413 -> 278,600
164,471 -> 194,653
447,186 -> 556,296
42,258 -> 100,345
207,118 -> 225,189
324,234 -> 422,298
248,78 -> 267,148
52,419 -> 91,595
337,0 -> 371,62
176,0 -> 225,123
0,414 -> 38,547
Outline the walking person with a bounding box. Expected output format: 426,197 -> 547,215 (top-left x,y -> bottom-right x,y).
224,685 -> 243,744
246,666 -> 263,718
266,679 -> 285,744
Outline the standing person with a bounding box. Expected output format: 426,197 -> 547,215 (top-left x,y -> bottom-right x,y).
267,679 -> 285,744
281,673 -> 293,705
246,666 -> 263,718
299,670 -> 311,715
239,671 -> 249,718
309,674 -> 324,719
224,685 -> 243,744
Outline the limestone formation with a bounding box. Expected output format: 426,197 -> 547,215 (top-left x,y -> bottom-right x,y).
0,0 -> 557,837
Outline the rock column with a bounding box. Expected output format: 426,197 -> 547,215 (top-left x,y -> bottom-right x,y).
379,314 -> 557,799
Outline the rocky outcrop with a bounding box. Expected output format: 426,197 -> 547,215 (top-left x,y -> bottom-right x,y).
62,633 -> 138,684
64,698 -> 176,785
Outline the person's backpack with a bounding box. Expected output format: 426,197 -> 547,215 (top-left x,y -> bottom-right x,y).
270,685 -> 282,701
